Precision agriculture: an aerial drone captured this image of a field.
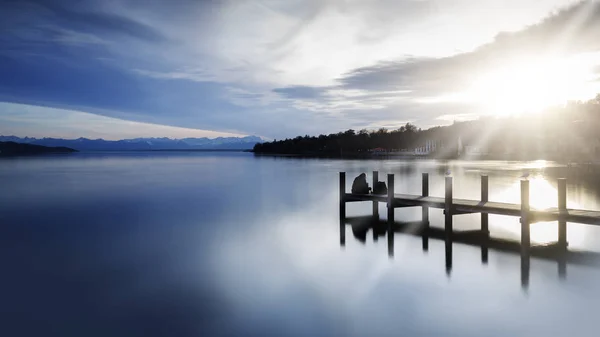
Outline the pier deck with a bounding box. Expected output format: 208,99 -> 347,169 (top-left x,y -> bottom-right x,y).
344,193 -> 600,225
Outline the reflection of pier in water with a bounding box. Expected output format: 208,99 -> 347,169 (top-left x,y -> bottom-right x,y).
339,216 -> 600,290
339,171 -> 600,291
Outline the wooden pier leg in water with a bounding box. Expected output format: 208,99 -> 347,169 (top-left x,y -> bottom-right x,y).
521,252 -> 530,291
339,172 -> 346,220
373,171 -> 379,219
339,213 -> 346,247
387,174 -> 395,257
422,173 -> 429,228
521,179 -> 530,256
445,176 -> 453,237
558,178 -> 567,250
558,178 -> 567,279
445,236 -> 453,277
339,172 -> 346,247
481,175 -> 489,264
387,174 -> 395,226
388,226 -> 394,258
481,175 -> 489,234
372,171 -> 379,241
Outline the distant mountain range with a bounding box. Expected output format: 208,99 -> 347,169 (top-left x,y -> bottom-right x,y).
0,135 -> 263,151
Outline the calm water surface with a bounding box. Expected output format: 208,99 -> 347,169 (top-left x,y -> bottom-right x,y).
2,152 -> 600,336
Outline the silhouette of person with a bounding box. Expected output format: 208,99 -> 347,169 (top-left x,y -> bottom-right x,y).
373,181 -> 388,195
351,173 -> 371,194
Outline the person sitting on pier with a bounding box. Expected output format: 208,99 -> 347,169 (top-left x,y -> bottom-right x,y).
351,173 -> 371,194
372,181 -> 388,195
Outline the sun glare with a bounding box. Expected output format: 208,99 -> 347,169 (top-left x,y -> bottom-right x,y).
468,54 -> 600,116
494,175 -> 586,245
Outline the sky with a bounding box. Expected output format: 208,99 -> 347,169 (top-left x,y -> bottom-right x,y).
1,0 -> 600,140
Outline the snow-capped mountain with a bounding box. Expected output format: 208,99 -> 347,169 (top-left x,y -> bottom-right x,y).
0,135 -> 263,151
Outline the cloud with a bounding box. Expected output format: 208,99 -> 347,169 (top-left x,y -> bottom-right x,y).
0,0 -> 168,44
1,0 -> 597,139
338,1 -> 600,96
132,68 -> 218,83
272,86 -> 327,100
0,102 -> 244,140
268,0 -> 600,129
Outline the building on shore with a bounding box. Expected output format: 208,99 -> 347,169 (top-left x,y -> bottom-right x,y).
414,140 -> 442,155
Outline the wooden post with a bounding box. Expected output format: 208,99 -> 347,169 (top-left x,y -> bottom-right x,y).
521,252 -> 530,291
339,213 -> 346,247
422,173 -> 429,227
521,179 -> 530,256
481,241 -> 489,265
372,171 -> 379,241
558,254 -> 566,279
481,175 -> 489,234
558,178 -> 567,249
387,174 -> 395,257
373,171 -> 379,219
445,237 -> 452,276
388,226 -> 394,258
339,172 -> 346,247
445,176 -> 453,236
339,172 -> 346,220
387,174 -> 395,229
422,233 -> 429,252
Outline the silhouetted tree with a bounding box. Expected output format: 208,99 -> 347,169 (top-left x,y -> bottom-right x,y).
253,94 -> 600,160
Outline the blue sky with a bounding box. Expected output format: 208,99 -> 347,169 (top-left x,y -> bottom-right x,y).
1,0 -> 600,139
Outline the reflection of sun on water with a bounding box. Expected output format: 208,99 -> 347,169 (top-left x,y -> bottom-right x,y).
493,176 -> 585,245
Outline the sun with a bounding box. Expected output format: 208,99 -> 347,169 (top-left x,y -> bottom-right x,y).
467,54 -> 600,116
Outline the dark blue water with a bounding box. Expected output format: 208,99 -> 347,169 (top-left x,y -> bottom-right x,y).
2,152 -> 600,336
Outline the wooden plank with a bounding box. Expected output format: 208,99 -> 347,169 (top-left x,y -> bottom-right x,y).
344,193 -> 387,202
343,191 -> 600,226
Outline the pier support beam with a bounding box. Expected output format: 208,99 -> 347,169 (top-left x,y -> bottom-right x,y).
521,252 -> 530,291
558,178 -> 567,250
387,174 -> 395,226
445,176 -> 453,237
481,175 -> 489,264
422,173 -> 429,228
445,176 -> 453,274
558,178 -> 567,279
521,179 -> 530,256
387,174 -> 395,257
481,175 -> 489,234
373,171 -> 379,220
445,236 -> 453,276
373,171 -> 379,241
339,172 -> 346,247
339,172 -> 346,220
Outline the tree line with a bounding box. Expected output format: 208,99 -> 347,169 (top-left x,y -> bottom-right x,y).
253,94 -> 600,161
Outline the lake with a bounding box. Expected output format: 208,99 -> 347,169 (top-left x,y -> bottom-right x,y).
2,152 -> 600,337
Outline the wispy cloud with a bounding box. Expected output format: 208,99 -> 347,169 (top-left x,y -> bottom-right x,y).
1,0 -> 598,139
270,1 -> 600,128
0,102 -> 244,140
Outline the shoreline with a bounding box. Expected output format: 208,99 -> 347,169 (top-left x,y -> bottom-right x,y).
251,151 -> 588,163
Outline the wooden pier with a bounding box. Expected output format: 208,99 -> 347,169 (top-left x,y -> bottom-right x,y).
339,171 -> 600,289
340,171 -> 600,252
